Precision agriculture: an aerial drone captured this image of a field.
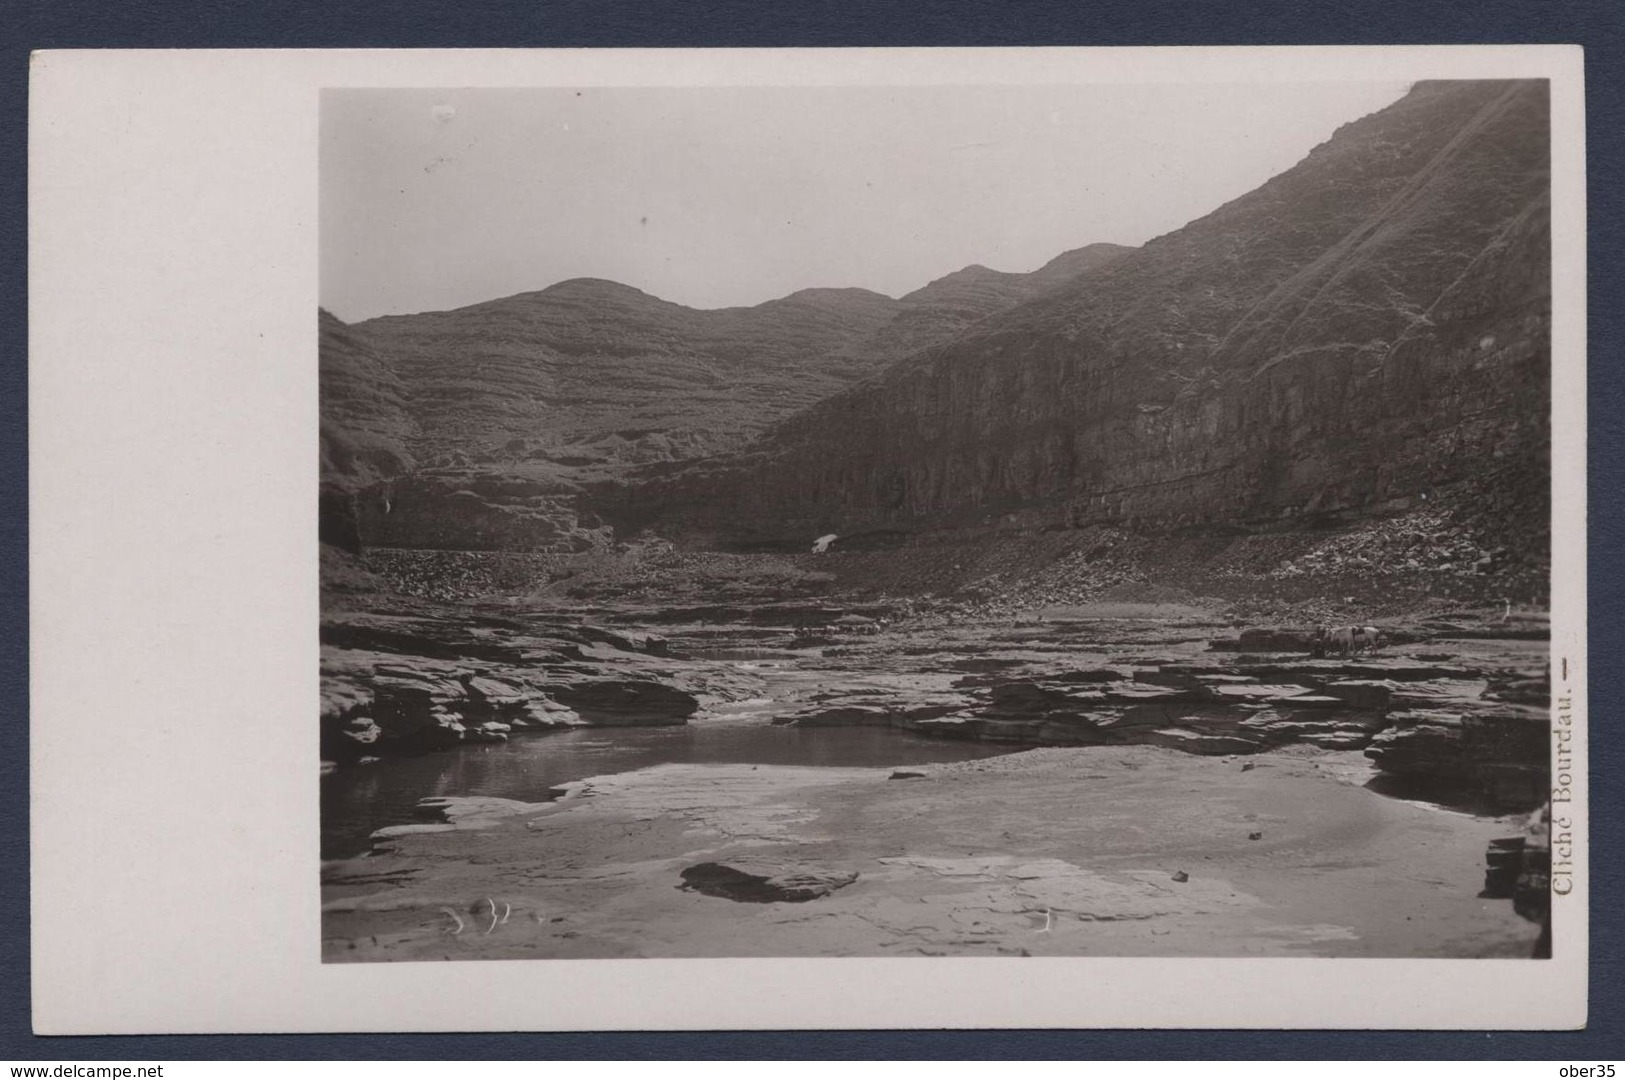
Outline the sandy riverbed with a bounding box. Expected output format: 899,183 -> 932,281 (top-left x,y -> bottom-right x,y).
321,743 -> 1540,961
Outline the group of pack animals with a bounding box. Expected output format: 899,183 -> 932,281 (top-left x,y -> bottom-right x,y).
1311,624 -> 1388,658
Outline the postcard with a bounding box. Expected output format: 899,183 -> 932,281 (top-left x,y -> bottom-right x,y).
28,44 -> 1587,1032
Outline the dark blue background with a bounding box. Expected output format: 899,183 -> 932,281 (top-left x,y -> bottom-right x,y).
3,0 -> 1621,1060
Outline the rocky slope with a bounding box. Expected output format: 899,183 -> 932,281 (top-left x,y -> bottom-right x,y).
624,80 -> 1550,560
319,309 -> 419,489
319,282 -> 905,551
330,245 -> 1133,476
866,244 -> 1131,360
319,309 -> 421,551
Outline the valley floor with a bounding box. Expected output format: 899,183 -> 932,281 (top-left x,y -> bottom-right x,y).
310,69 -> 1560,967
319,556 -> 1550,961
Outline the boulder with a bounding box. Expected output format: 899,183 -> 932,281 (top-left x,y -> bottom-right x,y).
680,859 -> 859,903
341,716 -> 382,746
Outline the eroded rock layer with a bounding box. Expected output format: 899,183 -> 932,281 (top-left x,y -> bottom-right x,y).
624,80 -> 1550,554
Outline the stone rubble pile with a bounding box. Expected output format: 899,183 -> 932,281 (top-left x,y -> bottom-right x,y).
1273,509 -> 1502,582
365,548 -> 572,602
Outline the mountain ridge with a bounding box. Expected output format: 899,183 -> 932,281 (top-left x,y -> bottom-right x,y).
320,78 -> 1549,593
320,241 -> 1139,550
319,241 -> 1138,486
614,79 -> 1549,567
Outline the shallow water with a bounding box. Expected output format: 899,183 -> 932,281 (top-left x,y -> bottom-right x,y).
321,723 -> 1011,859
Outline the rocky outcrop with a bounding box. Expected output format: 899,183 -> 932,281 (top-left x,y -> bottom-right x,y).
320,648 -> 588,760
1479,802 -> 1551,956
545,679 -> 697,726
622,81 -> 1550,561
1364,704 -> 1548,809
319,609 -> 712,762
770,642 -> 1546,810
1362,650 -> 1548,810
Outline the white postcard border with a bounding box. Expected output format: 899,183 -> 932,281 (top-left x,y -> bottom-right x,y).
27,45 -> 1587,1033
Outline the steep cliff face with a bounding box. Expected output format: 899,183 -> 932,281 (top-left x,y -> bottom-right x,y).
319,308 -> 417,490
319,309 -> 420,552
636,80 -> 1549,548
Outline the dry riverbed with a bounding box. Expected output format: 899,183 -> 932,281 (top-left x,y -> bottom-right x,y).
321,743 -> 1539,961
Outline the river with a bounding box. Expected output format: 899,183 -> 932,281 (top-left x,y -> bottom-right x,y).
320,719 -> 1012,859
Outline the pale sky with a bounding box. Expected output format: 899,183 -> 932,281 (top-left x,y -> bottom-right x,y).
320,82 -> 1411,322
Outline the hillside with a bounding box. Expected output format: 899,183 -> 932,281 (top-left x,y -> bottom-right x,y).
339,243 -> 1132,475
320,244 -> 1135,550
357,279 -> 901,471
319,308 -> 417,490
622,79 -> 1550,582
868,243 -> 1131,360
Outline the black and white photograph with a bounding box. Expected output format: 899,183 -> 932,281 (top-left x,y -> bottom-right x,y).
317,76 -> 1560,961
27,46 -> 1588,1033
